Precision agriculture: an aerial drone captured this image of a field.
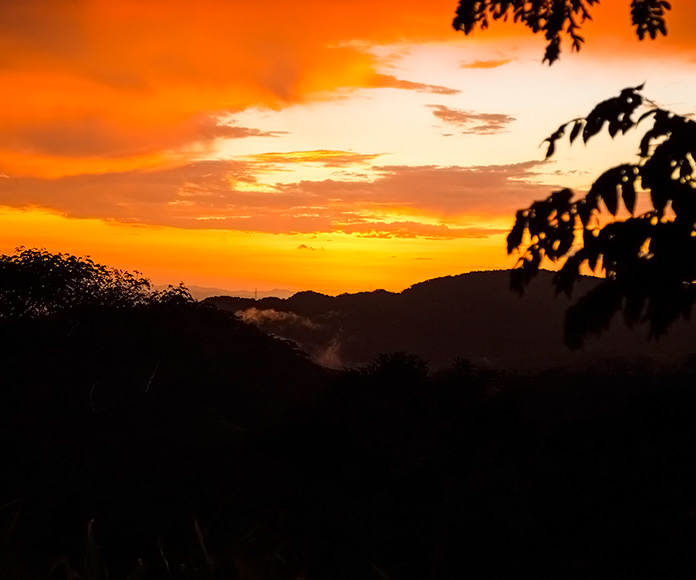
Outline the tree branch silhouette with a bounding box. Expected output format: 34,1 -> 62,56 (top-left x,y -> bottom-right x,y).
508,85 -> 696,347
453,0 -> 671,64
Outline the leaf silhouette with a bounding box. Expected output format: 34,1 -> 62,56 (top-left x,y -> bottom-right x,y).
569,119 -> 583,143
507,210 -> 528,254
622,178 -> 637,215
588,169 -> 621,216
583,114 -> 604,142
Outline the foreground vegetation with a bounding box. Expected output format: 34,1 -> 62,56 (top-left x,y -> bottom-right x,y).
2,249 -> 696,579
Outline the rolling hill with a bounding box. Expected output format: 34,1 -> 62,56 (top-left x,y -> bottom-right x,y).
206,270 -> 696,371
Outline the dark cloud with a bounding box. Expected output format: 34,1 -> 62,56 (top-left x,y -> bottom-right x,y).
0,1 -> 88,65
0,160 -> 250,221
0,114 -> 286,158
428,105 -> 516,134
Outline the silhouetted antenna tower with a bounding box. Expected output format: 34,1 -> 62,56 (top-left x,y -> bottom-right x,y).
255,288 -> 257,300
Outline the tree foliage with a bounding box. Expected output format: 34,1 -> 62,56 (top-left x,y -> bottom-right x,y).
453,0 -> 671,64
365,351 -> 429,385
0,247 -> 192,318
508,85 -> 696,347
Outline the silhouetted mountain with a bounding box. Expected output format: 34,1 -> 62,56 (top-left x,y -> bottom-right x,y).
207,270 -> 696,370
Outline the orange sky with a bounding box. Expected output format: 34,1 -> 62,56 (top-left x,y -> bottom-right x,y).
1,1 -> 696,294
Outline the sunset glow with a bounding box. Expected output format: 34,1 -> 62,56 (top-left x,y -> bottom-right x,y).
2,1 -> 696,293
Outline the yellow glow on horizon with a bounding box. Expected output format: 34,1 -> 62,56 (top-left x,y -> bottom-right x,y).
0,206 -> 515,295
2,0 -> 696,294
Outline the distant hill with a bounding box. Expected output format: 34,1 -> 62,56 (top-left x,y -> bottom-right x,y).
206,270 -> 696,371
156,284 -> 294,300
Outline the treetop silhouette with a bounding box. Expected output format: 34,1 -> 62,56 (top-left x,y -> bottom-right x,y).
508,85 -> 696,347
453,0 -> 671,64
0,247 -> 192,318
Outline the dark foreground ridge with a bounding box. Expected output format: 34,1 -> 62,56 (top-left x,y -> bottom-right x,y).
207,269 -> 696,371
3,252 -> 696,578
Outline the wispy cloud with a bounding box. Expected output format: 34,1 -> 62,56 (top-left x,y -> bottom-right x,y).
248,150 -> 383,168
280,161 -> 546,215
460,58 -> 515,69
428,105 -> 516,134
335,221 -> 506,240
0,158 -> 548,238
369,73 -> 461,95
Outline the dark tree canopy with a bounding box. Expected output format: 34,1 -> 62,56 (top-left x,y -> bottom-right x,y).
453,0 -> 671,64
508,86 -> 696,347
365,351 -> 430,385
0,247 -> 192,318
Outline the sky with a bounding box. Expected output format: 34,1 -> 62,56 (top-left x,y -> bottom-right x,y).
2,0 -> 696,294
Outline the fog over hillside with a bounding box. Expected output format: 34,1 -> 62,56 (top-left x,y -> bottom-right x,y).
207,270 -> 696,371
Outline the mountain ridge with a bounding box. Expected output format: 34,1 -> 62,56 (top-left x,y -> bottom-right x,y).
206,269 -> 696,371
